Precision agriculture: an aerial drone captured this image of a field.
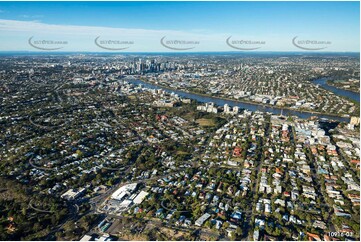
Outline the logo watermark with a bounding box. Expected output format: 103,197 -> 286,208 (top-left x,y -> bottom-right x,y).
94,36 -> 134,51
226,36 -> 265,50
292,36 -> 331,50
160,36 -> 199,51
28,36 -> 68,51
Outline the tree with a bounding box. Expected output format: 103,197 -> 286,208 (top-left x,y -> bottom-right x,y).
274,227 -> 282,236
192,206 -> 201,219
204,220 -> 212,228
236,226 -> 243,236
230,231 -> 236,241
96,173 -> 102,181
33,222 -> 41,232
55,231 -> 63,240
21,207 -> 27,216
76,149 -> 83,158
222,222 -> 230,230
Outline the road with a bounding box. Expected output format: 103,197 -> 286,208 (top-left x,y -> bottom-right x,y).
44,203 -> 79,240
244,118 -> 270,240
28,200 -> 54,213
93,169 -> 192,214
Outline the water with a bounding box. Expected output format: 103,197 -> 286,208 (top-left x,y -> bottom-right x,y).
127,79 -> 351,123
313,78 -> 360,103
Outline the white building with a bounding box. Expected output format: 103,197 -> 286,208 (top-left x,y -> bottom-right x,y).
195,213 -> 211,226
224,104 -> 231,113
133,191 -> 149,204
111,183 -> 138,201
80,235 -> 92,241
233,106 -> 239,114
61,188 -> 85,201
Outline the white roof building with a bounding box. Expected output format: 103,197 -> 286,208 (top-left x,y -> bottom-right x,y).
61,188 -> 85,201
80,235 -> 92,241
195,213 -> 211,226
111,183 -> 138,200
133,191 -> 149,204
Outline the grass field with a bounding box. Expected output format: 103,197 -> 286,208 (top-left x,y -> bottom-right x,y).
196,118 -> 216,127
176,151 -> 189,155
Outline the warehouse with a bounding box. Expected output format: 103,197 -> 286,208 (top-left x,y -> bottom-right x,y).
133,191 -> 149,204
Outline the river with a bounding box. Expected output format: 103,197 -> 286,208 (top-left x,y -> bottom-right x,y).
126,78 -> 353,123
313,78 -> 360,103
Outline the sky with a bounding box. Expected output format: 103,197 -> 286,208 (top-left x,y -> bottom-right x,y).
0,1 -> 359,52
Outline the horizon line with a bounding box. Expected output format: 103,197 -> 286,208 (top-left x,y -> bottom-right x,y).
0,50 -> 360,54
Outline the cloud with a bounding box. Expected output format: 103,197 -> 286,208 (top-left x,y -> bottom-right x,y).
0,19 -> 235,51
0,19 -> 226,39
1,18 -> 354,52
19,14 -> 44,19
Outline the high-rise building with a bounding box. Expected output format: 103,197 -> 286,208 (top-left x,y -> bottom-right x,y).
224,104 -> 231,113
350,116 -> 360,126
233,106 -> 239,114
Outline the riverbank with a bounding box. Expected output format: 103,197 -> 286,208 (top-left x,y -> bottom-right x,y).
313,78 -> 360,103
126,77 -> 351,122
326,80 -> 360,95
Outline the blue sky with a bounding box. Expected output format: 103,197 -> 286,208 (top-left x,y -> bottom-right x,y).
0,1 -> 359,52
